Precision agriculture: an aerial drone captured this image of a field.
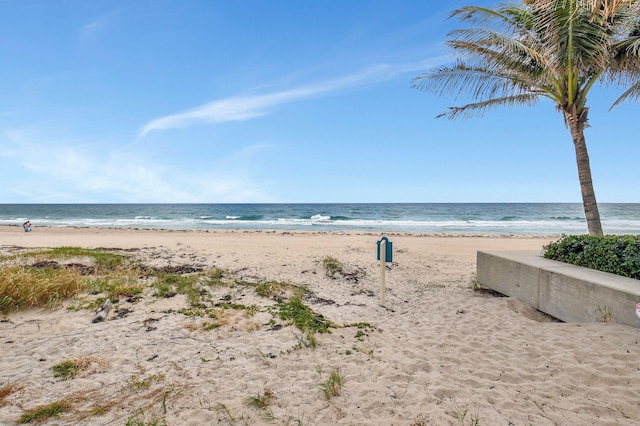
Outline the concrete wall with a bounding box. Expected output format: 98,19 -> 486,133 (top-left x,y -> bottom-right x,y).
477,250 -> 640,328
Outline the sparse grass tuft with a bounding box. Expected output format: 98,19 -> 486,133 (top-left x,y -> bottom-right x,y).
320,369 -> 344,399
218,302 -> 259,315
18,400 -> 70,424
321,256 -> 344,278
127,374 -> 165,391
16,247 -> 129,269
153,273 -> 201,307
470,277 -> 481,292
0,383 -> 21,405
85,267 -> 143,298
255,280 -> 287,298
453,405 -> 480,426
51,356 -> 105,381
596,305 -> 612,323
214,402 -> 247,423
205,268 -> 226,285
124,408 -> 167,426
52,359 -> 83,380
306,332 -> 317,349
90,406 -> 107,416
245,388 -> 274,410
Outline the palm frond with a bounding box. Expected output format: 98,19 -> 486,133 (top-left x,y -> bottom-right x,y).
610,79 -> 640,109
535,0 -> 612,69
580,0 -> 637,23
451,5 -> 512,24
451,4 -> 532,30
436,94 -> 541,120
411,61 -> 532,101
611,35 -> 640,71
446,35 -> 546,78
447,27 -> 540,63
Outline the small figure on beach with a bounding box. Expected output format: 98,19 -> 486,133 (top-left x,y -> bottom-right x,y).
92,299 -> 112,323
23,221 -> 32,232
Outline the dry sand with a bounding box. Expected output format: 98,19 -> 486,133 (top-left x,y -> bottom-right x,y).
1,226 -> 640,425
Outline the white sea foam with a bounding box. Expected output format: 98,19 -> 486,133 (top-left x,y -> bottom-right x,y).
1,203 -> 639,235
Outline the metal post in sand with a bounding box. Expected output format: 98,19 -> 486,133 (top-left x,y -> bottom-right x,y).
380,241 -> 386,306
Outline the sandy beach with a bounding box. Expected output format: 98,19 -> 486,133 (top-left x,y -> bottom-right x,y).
1,225 -> 640,425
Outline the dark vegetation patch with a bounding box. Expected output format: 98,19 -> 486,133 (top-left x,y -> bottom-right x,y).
544,234 -> 640,279
275,296 -> 335,334
114,308 -> 133,319
151,264 -> 204,275
303,293 -> 336,305
29,261 -> 97,275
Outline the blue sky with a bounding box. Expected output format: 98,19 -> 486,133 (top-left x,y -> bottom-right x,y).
1,0 -> 639,203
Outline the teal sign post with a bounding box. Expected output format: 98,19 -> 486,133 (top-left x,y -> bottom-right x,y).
376,237 -> 393,262
376,237 -> 392,306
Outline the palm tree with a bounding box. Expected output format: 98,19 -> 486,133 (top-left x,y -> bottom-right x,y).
413,0 -> 640,236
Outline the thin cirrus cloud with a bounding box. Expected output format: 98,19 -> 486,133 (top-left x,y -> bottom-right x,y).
138,59 -> 439,137
79,14 -> 114,44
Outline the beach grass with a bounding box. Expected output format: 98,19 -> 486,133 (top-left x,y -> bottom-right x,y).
321,255 -> 344,278
1,246 -> 377,363
0,247 -> 144,314
0,383 -> 21,405
275,296 -> 335,334
124,408 -> 167,426
320,369 -> 345,399
127,374 -> 166,392
51,359 -> 85,381
153,272 -> 201,305
2,246 -> 129,269
86,269 -> 144,300
17,400 -> 70,424
0,265 -> 84,314
0,247 -> 377,360
244,388 -> 274,410
254,280 -> 288,298
453,405 -> 481,426
2,242 -> 376,404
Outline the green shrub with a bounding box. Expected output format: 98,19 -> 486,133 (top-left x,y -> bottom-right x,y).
543,234 -> 640,279
276,296 -> 335,334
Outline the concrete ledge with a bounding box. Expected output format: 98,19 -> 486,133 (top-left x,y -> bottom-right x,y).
477,250 -> 640,328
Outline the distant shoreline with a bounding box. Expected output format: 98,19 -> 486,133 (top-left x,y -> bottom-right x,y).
0,224 -> 561,240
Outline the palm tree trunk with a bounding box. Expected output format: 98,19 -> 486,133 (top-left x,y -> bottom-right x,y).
566,111 -> 604,236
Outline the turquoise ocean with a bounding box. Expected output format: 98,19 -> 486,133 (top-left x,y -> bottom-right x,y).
1,203 -> 640,235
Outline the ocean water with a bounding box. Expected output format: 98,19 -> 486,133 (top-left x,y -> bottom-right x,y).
1,203 -> 640,235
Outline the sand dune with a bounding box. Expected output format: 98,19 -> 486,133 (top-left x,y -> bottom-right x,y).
1,226 -> 639,425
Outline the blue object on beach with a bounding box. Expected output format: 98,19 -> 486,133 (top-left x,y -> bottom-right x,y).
376,237 -> 393,262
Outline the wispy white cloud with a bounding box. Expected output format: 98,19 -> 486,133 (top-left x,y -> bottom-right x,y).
138,59 -> 440,137
0,130 -> 273,203
79,14 -> 114,44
